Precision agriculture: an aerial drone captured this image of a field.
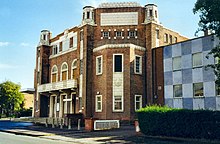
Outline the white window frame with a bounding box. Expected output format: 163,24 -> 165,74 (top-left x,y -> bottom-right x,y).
116,31 -> 122,37
51,65 -> 58,83
96,55 -> 103,75
95,95 -> 102,112
192,52 -> 203,68
60,62 -> 68,81
173,84 -> 182,98
71,59 -> 77,79
128,31 -> 137,37
135,95 -> 142,111
103,31 -> 109,38
134,55 -> 142,74
113,54 -> 123,73
73,34 -> 77,48
173,56 -> 181,71
113,95 -> 124,112
52,45 -> 58,55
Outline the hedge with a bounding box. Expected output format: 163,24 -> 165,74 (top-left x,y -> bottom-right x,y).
137,105 -> 220,140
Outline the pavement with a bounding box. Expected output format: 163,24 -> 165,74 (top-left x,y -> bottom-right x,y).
0,121 -> 220,144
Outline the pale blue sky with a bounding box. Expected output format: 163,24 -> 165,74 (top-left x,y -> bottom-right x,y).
0,0 -> 199,89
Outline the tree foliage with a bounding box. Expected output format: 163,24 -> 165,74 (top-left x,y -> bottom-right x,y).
0,81 -> 24,117
193,0 -> 220,86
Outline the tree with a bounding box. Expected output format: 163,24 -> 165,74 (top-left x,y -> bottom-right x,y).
0,81 -> 24,117
193,0 -> 220,86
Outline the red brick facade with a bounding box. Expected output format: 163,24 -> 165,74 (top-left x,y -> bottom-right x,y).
34,2 -> 188,121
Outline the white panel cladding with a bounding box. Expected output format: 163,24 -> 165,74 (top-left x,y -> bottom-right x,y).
216,97 -> 220,110
193,98 -> 204,110
173,98 -> 183,108
182,83 -> 193,98
204,81 -> 215,97
164,58 -> 172,72
99,2 -> 140,8
113,73 -> 123,96
101,12 -> 138,26
164,85 -> 173,99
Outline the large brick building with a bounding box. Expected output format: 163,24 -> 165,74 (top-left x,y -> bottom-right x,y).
34,2 -> 187,121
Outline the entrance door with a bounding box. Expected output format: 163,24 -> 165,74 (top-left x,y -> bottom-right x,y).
40,95 -> 49,117
63,95 -> 72,115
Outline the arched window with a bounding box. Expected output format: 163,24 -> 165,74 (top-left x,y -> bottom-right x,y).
71,59 -> 77,79
51,65 -> 58,83
61,62 -> 68,81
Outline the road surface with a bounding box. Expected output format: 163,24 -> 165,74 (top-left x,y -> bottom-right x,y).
0,132 -> 75,144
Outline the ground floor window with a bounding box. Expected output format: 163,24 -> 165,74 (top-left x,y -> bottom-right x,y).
193,82 -> 203,97
173,84 -> 182,98
113,95 -> 123,112
95,95 -> 102,112
135,95 -> 142,111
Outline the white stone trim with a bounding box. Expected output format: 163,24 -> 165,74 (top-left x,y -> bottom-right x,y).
98,2 -> 140,8
93,44 -> 146,52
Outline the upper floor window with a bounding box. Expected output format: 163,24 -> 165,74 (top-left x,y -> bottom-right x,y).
135,55 -> 142,74
155,10 -> 157,18
59,42 -> 63,52
114,54 -> 123,72
116,31 -> 123,37
61,63 -> 68,81
156,29 -> 159,39
69,37 -> 73,48
52,45 -> 58,55
51,65 -> 58,83
96,55 -> 103,75
216,84 -> 220,96
128,31 -> 137,38
173,56 -> 181,71
149,9 -> 153,17
192,52 -> 202,68
103,31 -> 109,38
174,37 -> 177,43
87,11 -> 90,19
164,33 -> 168,43
71,59 -> 77,79
169,35 -> 172,44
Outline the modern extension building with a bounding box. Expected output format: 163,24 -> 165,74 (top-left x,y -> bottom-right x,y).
33,2 -> 188,122
161,34 -> 220,110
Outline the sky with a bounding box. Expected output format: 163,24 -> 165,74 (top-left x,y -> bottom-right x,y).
0,0 -> 199,89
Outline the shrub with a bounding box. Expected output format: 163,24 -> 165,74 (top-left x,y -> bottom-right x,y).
137,105 -> 220,140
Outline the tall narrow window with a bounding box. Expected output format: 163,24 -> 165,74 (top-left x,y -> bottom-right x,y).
69,37 -> 73,48
135,55 -> 142,74
87,11 -> 90,19
135,95 -> 142,111
169,35 -> 173,44
149,9 -> 153,17
51,65 -> 58,83
173,56 -> 181,71
164,33 -> 168,43
216,84 -> 220,96
73,35 -> 77,48
71,60 -> 77,79
114,54 -> 123,72
113,95 -> 123,111
52,45 -> 58,55
59,42 -> 63,52
61,63 -> 68,81
155,10 -> 157,18
173,84 -> 182,98
192,53 -> 202,67
174,37 -> 177,43
96,56 -> 103,75
193,82 -> 203,97
95,95 -> 102,112
156,29 -> 159,39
